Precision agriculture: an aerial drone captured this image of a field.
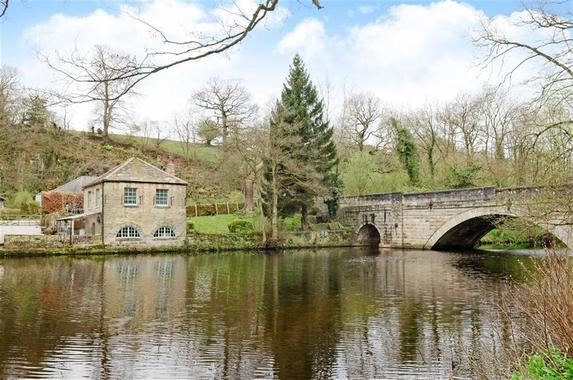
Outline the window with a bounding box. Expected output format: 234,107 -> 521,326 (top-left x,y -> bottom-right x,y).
95,188 -> 101,208
153,226 -> 176,238
155,189 -> 169,207
124,187 -> 137,206
116,226 -> 141,238
87,191 -> 92,208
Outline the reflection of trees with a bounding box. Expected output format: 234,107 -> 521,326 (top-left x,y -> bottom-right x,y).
0,249 -> 525,378
0,258 -> 104,378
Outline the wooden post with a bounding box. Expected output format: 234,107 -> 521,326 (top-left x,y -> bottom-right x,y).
215,203 -> 218,215
195,204 -> 198,217
226,202 -> 230,214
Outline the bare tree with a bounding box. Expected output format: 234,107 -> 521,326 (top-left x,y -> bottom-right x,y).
0,1 -> 8,18
45,45 -> 139,139
0,66 -> 20,125
477,1 -> 573,124
441,94 -> 481,163
342,93 -> 384,151
478,87 -> 516,161
48,1 -> 323,96
192,78 -> 257,146
174,115 -> 197,162
227,124 -> 265,215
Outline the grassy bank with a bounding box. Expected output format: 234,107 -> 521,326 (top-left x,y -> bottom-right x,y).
478,227 -> 556,250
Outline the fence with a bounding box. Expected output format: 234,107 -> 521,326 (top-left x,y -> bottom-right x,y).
187,202 -> 244,217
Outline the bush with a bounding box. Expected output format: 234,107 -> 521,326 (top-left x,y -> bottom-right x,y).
227,219 -> 254,234
449,164 -> 481,188
512,349 -> 573,379
187,220 -> 195,233
9,191 -> 40,215
280,215 -> 301,231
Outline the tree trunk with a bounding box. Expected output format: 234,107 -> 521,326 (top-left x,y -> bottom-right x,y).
243,176 -> 255,215
427,139 -> 435,179
102,82 -> 110,139
221,112 -> 228,146
301,204 -> 310,230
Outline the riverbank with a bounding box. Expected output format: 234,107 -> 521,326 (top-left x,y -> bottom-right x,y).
0,229 -> 356,257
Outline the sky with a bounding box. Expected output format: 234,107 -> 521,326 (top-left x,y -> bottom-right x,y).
0,0 -> 562,132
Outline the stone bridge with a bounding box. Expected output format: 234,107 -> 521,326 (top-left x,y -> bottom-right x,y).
339,187 -> 573,250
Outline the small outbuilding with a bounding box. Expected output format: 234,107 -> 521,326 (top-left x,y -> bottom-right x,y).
0,195 -> 5,210
57,158 -> 187,247
41,176 -> 98,214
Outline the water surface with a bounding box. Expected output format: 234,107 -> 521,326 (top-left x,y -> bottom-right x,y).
0,248 -> 530,379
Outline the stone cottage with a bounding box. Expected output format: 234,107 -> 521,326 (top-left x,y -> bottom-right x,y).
58,158 -> 187,247
0,195 -> 5,209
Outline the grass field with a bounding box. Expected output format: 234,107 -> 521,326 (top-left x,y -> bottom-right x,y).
188,214 -> 256,234
110,134 -> 221,165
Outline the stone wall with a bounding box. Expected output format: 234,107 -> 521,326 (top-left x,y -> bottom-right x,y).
0,220 -> 42,244
99,181 -> 187,247
3,234 -> 97,249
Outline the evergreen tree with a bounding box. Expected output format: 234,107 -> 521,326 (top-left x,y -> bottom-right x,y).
279,54 -> 340,228
22,95 -> 51,129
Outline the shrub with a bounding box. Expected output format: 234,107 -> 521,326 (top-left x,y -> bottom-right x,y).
512,349 -> 573,379
187,220 -> 195,233
227,219 -> 254,234
280,215 -> 301,231
449,164 -> 481,188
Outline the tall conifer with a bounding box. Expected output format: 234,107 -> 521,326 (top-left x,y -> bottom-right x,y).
278,54 -> 339,228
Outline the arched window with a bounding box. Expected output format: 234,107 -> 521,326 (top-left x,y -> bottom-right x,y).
153,226 -> 176,238
116,226 -> 141,238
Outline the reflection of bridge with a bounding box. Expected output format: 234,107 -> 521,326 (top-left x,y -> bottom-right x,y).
339,187 -> 573,250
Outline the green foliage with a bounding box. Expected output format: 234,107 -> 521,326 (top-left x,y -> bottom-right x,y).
197,119 -> 221,146
8,191 -> 39,215
449,164 -> 481,188
275,54 -> 340,216
228,190 -> 244,204
512,349 -> 573,380
186,220 -> 195,233
340,151 -> 383,195
21,95 -> 51,128
227,219 -> 255,234
280,215 -> 302,231
188,214 -> 255,234
392,118 -> 420,185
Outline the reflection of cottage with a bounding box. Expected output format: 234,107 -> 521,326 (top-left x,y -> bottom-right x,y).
57,158 -> 187,246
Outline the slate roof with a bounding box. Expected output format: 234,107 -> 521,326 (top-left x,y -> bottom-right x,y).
50,176 -> 99,193
84,157 -> 187,188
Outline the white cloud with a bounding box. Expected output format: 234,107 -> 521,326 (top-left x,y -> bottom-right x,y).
277,18 -> 326,57
14,0 -> 554,133
19,0 -> 289,131
276,0 -> 553,112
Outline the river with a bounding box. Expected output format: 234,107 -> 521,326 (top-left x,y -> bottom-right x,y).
0,248 -> 531,379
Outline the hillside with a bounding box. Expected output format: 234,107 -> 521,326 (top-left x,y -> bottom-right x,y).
0,125 -> 233,204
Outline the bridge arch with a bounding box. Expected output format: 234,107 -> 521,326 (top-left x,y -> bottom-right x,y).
424,207 -> 572,250
356,223 -> 381,246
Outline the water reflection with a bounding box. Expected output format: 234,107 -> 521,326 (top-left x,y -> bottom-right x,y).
0,249 -> 530,379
